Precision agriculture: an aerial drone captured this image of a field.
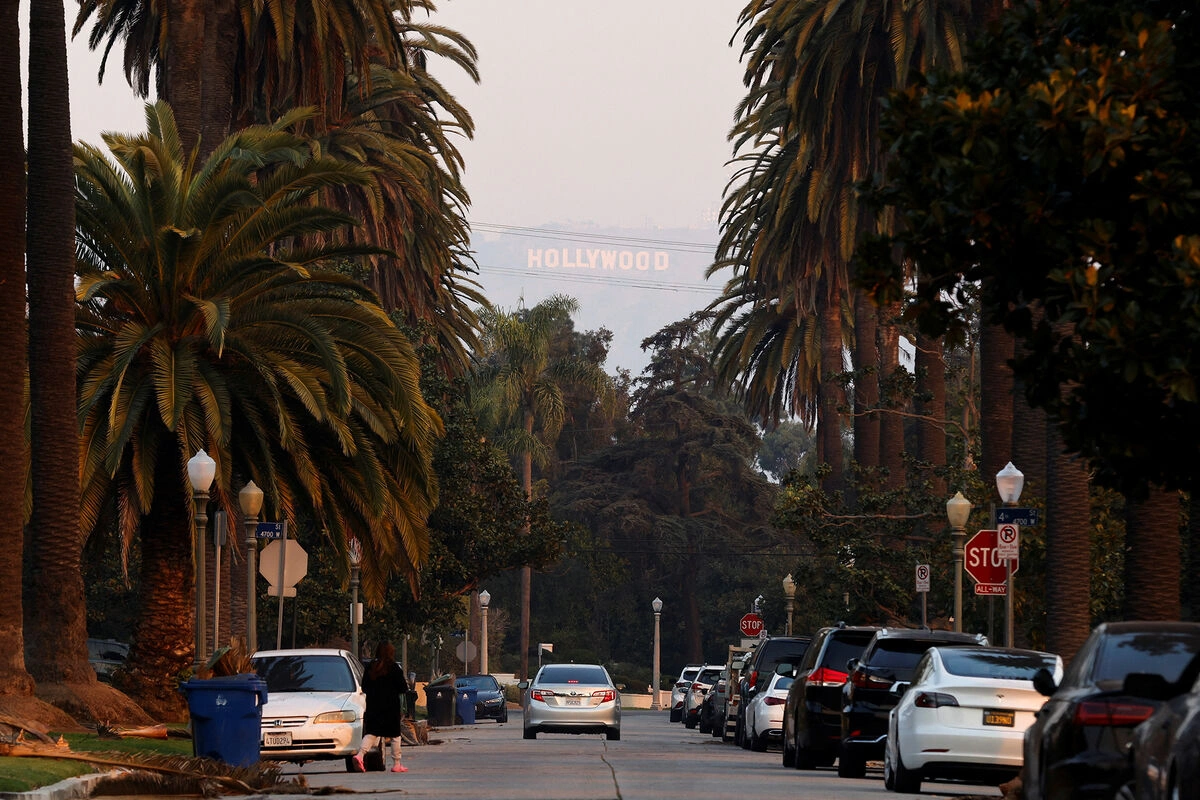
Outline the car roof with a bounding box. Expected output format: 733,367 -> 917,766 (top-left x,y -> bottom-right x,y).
1095,621 -> 1200,635
868,627 -> 986,643
252,648 -> 352,658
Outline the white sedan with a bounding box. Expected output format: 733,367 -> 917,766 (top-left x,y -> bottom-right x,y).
744,672 -> 792,751
884,645 -> 1062,793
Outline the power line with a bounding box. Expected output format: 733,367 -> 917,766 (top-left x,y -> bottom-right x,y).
477,263 -> 724,296
470,221 -> 719,253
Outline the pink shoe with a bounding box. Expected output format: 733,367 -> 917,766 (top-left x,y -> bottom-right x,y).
352,754 -> 365,772
391,763 -> 408,773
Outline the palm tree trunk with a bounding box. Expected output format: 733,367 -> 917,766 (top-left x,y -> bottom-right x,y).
852,290 -> 880,476
818,286 -> 846,495
161,0 -> 205,154
0,0 -> 33,700
1185,494 -> 1200,621
1124,484 -> 1182,620
24,0 -> 92,686
878,301 -> 905,491
519,411 -> 534,681
115,448 -> 193,721
199,0 -> 239,156
914,331 -> 947,499
1044,419 -> 1091,662
979,322 -> 1015,483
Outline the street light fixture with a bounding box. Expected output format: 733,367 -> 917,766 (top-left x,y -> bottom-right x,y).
348,537 -> 363,658
782,574 -> 796,636
238,480 -> 264,653
946,491 -> 972,633
650,597 -> 663,711
996,462 -> 1024,647
187,449 -> 217,670
480,590 -> 491,675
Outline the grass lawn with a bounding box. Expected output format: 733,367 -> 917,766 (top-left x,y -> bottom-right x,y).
0,731 -> 194,794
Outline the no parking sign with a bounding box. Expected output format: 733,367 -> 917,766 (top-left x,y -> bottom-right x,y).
915,564 -> 930,593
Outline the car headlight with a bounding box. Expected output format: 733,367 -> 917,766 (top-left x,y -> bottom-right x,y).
313,710 -> 357,724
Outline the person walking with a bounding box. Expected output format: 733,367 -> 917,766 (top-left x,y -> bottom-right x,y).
353,641 -> 410,773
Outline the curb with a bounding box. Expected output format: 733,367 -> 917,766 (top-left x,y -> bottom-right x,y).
0,772 -> 111,800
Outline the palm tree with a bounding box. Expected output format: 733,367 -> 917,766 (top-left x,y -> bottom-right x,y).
0,0 -> 34,705
75,102 -> 442,718
473,294 -> 615,679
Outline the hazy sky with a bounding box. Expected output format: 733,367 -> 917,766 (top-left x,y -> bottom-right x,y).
67,0 -> 749,231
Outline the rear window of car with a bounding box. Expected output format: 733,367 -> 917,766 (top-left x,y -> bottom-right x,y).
679,667 -> 700,683
864,639 -> 961,677
1092,631 -> 1200,687
696,669 -> 722,685
757,640 -> 811,674
940,649 -> 1058,680
253,654 -> 356,692
539,665 -> 610,685
821,632 -> 877,669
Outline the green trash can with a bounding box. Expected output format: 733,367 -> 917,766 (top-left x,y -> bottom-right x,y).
182,674 -> 268,766
425,683 -> 455,727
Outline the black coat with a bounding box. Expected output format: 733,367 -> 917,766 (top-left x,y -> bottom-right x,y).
362,661 -> 408,738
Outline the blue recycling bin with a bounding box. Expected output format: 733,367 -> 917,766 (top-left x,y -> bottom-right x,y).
456,686 -> 478,725
182,673 -> 268,766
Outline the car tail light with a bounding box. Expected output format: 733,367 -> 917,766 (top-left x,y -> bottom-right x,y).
592,690 -> 615,702
765,696 -> 786,706
914,691 -> 959,709
810,667 -> 849,687
691,682 -> 705,691
747,671 -> 758,690
530,689 -> 555,702
1074,699 -> 1157,727
850,670 -> 894,690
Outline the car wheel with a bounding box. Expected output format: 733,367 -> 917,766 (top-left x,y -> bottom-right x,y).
669,707 -> 682,723
837,745 -> 867,779
883,740 -> 897,791
795,743 -> 817,770
523,726 -> 537,740
741,723 -> 753,750
751,729 -> 768,752
498,708 -> 508,724
699,716 -> 711,734
889,736 -> 921,794
782,726 -> 797,768
606,727 -> 621,741
685,715 -> 697,729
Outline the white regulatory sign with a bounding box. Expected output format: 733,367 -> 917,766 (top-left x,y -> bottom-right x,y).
997,523 -> 1020,560
915,564 -> 931,593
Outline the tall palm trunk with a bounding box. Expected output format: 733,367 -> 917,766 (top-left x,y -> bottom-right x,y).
818,285 -> 846,495
519,409 -> 534,681
24,0 -> 91,686
1185,494 -> 1200,621
852,290 -> 881,479
161,0 -> 205,153
979,323 -> 1015,483
1124,484 -> 1182,620
877,301 -> 905,491
1044,418 -> 1091,662
115,445 -> 193,721
0,0 -> 33,700
914,331 -> 947,499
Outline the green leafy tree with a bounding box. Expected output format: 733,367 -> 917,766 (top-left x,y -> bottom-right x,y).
74,102 -> 441,718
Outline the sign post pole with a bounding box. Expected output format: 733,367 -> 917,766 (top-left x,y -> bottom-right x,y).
276,521 -> 289,649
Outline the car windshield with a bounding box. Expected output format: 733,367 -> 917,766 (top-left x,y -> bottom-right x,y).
940,649 -> 1058,680
252,654 -> 356,693
1092,631 -> 1200,687
457,675 -> 500,691
865,639 -> 959,679
538,665 -> 610,685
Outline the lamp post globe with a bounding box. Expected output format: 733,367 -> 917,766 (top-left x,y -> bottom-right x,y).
782,574 -> 796,635
238,481 -> 264,653
650,597 -> 663,711
188,450 -> 216,669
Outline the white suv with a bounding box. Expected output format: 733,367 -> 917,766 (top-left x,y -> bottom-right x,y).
683,665 -> 723,729
669,665 -> 702,722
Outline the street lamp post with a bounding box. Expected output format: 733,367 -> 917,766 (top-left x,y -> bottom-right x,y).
782,574 -> 796,636
480,590 -> 491,675
650,597 -> 663,711
946,491 -> 973,633
996,462 -> 1025,648
238,481 -> 264,653
348,537 -> 363,658
187,450 -> 217,671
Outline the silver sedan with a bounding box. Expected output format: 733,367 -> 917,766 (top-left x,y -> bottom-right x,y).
521,664 -> 621,740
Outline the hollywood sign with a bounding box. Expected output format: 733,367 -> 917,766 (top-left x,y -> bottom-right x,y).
527,248 -> 670,272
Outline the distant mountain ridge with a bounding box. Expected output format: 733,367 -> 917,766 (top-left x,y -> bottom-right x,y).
467,222 -> 723,375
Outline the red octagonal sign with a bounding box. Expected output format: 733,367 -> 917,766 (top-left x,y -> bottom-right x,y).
739,613 -> 765,637
964,529 -> 1019,592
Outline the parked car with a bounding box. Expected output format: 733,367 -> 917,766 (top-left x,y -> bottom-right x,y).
670,665 -> 702,723
783,624 -> 880,769
839,627 -> 988,778
250,648 -> 366,771
456,674 -> 508,723
736,635 -> 812,747
87,638 -> 129,683
683,665 -> 723,729
1023,621 -> 1200,800
883,645 -> 1062,793
698,673 -> 726,734
1121,654 -> 1200,800
744,671 -> 793,751
520,662 -> 621,741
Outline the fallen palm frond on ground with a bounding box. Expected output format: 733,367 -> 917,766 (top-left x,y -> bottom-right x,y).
0,734 -> 293,795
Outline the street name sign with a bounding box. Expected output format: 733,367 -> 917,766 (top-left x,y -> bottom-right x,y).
256,521 -> 285,540
995,507 -> 1040,526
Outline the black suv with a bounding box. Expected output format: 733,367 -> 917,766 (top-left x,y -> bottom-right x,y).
838,627 -> 988,778
782,624 -> 880,769
735,635 -> 812,747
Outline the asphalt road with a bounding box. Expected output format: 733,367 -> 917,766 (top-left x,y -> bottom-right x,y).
259,710 -> 1006,800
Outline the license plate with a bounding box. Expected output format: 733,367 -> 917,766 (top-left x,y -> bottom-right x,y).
983,709 -> 1015,727
564,698 -> 581,706
263,731 -> 293,747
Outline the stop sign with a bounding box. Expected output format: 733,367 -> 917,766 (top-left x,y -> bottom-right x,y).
259,538 -> 309,588
739,613 -> 765,637
963,529 -> 1020,585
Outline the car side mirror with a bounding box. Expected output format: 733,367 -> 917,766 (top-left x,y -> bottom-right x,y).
890,682 -> 909,698
846,658 -> 859,673
517,680 -> 529,691
617,683 -> 626,691
1123,672 -> 1173,701
775,663 -> 793,676
1032,667 -> 1058,697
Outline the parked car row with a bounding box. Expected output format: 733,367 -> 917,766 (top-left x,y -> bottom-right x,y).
671,620 -> 1200,799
